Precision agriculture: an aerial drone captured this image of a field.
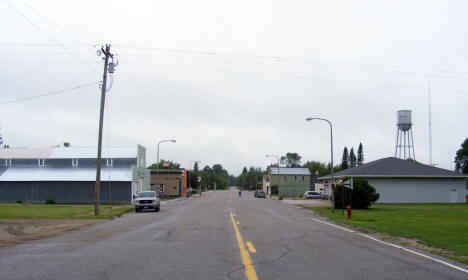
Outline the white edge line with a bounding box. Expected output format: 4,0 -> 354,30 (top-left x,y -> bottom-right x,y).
311,217 -> 468,274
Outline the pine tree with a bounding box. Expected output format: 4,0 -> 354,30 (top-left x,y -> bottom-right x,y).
194,162 -> 199,173
341,147 -> 349,169
357,143 -> 364,166
349,148 -> 357,168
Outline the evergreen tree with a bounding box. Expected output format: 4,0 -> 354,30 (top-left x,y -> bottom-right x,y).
454,138 -> 468,173
357,143 -> 364,166
341,147 -> 349,169
193,162 -> 199,173
349,148 -> 357,168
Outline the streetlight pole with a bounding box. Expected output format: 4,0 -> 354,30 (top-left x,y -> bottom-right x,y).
155,139 -> 176,197
265,154 -> 280,196
306,117 -> 335,213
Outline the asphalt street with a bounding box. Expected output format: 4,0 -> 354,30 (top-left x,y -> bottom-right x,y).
0,189 -> 467,280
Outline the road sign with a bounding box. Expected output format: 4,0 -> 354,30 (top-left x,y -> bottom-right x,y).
343,179 -> 353,189
324,180 -> 328,187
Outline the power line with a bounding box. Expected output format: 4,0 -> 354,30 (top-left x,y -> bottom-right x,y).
16,0 -> 93,52
125,62 -> 468,95
114,44 -> 468,77
0,82 -> 98,106
1,0 -> 98,73
116,52 -> 468,81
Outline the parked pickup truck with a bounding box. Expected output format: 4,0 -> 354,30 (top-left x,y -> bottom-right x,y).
134,191 -> 160,212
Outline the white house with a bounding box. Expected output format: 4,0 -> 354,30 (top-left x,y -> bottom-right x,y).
318,157 -> 467,203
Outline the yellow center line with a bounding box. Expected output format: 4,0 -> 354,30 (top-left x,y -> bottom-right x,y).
230,212 -> 258,280
237,220 -> 240,225
246,241 -> 257,253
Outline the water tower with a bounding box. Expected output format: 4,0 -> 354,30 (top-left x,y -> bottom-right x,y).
394,110 -> 415,160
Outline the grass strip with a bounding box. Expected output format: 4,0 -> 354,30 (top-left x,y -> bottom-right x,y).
0,203 -> 133,219
305,203 -> 468,264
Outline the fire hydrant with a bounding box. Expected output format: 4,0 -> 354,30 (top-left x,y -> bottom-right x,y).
346,205 -> 352,219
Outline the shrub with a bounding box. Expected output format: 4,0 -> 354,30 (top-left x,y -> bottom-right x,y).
16,200 -> 22,204
271,185 -> 278,195
45,198 -> 56,204
333,179 -> 379,209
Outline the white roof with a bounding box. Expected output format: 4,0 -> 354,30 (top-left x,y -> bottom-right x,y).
0,147 -> 138,159
0,167 -> 133,182
0,148 -> 55,159
270,167 -> 311,175
51,147 -> 137,159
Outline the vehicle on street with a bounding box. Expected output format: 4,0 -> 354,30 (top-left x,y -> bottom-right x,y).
134,191 -> 160,212
303,191 -> 323,199
254,190 -> 266,198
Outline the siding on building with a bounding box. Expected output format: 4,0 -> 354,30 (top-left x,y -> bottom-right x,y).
270,174 -> 310,197
367,178 -> 466,203
0,181 -> 131,204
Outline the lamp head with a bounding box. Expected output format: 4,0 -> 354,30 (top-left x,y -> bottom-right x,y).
306,117 -> 313,121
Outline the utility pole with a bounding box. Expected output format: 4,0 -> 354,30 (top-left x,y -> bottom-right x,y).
95,45 -> 114,215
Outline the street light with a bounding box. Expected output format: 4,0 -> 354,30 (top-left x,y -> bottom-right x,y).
155,139 -> 176,196
189,160 -> 201,197
306,117 -> 335,213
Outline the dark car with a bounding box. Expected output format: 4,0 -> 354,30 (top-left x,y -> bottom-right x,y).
254,190 -> 266,198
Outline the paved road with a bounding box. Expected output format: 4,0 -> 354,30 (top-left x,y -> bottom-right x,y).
1,189 -> 467,280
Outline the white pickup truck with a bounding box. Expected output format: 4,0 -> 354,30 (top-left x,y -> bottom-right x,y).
134,191 -> 160,212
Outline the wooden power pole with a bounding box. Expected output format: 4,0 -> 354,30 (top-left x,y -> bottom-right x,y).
95,44 -> 113,215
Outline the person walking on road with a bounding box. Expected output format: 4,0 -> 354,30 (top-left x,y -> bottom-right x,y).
239,190 -> 242,197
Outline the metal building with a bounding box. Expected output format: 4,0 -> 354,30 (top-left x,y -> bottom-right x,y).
0,145 -> 150,204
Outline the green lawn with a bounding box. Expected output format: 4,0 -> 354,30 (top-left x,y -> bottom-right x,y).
307,203 -> 468,264
0,203 -> 134,219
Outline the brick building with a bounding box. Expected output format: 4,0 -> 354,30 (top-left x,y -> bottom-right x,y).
150,169 -> 187,197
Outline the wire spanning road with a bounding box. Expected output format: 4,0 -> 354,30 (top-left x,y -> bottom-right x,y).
0,189 -> 466,279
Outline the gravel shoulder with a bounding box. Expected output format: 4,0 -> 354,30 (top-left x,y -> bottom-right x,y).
0,219 -> 107,249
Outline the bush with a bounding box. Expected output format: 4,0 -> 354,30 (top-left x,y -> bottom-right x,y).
45,198 -> 56,204
271,185 -> 278,195
333,179 -> 379,209
16,200 -> 22,204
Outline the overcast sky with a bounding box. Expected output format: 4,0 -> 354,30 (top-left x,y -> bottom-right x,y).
1,0 -> 467,175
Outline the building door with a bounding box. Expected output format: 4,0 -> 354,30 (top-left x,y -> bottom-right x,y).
449,189 -> 457,203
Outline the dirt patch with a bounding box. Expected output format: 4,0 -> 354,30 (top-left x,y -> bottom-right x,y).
0,219 -> 106,249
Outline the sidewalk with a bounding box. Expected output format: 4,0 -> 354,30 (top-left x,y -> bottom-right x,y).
280,199 -> 331,207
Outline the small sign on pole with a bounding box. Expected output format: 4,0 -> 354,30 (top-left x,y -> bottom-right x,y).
343,179 -> 353,207
343,179 -> 353,189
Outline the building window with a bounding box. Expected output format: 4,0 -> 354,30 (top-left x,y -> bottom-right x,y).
107,158 -> 113,166
302,176 -> 304,180
5,159 -> 12,166
294,176 -> 297,180
38,159 -> 45,166
284,176 -> 287,181
72,158 -> 79,167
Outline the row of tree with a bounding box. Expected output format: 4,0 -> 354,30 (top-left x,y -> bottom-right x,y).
341,143 -> 364,170
236,167 -> 264,190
